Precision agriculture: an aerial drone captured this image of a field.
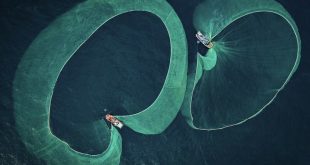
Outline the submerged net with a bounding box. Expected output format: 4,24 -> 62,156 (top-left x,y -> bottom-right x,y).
50,11 -> 172,155
13,0 -> 187,164
13,0 -> 301,164
181,0 -> 301,130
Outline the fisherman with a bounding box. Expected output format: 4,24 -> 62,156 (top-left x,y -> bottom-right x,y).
105,114 -> 124,129
196,31 -> 213,48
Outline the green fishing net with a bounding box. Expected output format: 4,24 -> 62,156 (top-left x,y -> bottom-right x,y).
13,0 -> 186,164
13,0 -> 300,164
181,0 -> 301,130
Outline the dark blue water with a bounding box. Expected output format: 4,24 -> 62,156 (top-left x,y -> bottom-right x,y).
1,0 -> 310,164
50,11 -> 170,155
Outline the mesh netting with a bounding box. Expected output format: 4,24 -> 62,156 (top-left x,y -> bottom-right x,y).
13,0 -> 187,164
49,11 -> 172,155
181,0 -> 301,130
13,0 -> 301,164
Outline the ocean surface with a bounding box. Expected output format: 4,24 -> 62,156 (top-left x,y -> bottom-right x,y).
1,0 -> 310,164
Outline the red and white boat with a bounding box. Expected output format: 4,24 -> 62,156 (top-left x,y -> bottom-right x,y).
105,114 -> 124,129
